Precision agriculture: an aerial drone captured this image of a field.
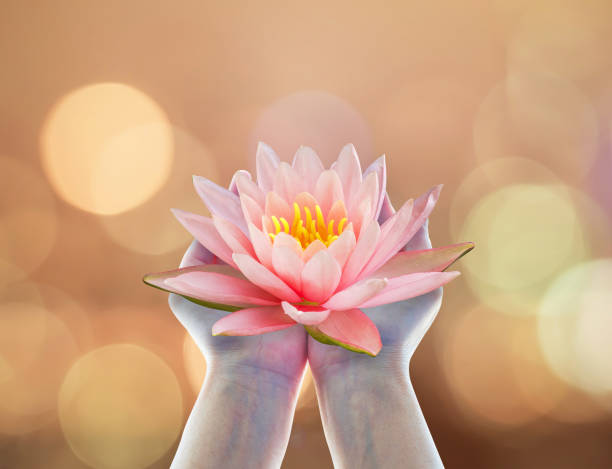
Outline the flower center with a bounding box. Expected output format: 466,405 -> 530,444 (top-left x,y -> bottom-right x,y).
269,202 -> 347,249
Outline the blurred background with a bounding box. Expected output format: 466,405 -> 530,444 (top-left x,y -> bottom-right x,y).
1,0 -> 612,467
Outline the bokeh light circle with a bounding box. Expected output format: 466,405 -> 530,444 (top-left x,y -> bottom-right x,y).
0,302 -> 79,435
441,306 -> 540,428
58,344 -> 183,469
458,183 -> 587,315
250,90 -> 373,167
99,128 -> 217,255
41,83 -> 173,215
182,333 -> 206,394
538,259 -> 612,397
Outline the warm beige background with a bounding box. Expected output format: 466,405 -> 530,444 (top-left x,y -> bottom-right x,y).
2,1 -> 612,467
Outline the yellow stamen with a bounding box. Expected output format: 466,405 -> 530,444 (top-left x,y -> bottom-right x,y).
267,202 -> 350,249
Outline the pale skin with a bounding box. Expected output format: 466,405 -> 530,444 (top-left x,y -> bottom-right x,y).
170,221 -> 444,468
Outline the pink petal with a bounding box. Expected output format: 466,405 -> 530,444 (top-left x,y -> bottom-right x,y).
378,192 -> 396,224
228,169 -> 251,196
180,240 -> 217,268
360,185 -> 442,279
301,250 -> 342,303
247,223 -> 273,269
144,264 -> 279,307
212,215 -> 255,256
338,220 -> 380,289
292,146 -> 324,191
310,309 -> 382,356
272,232 -> 302,256
171,209 -> 236,267
256,142 -> 280,192
357,198 -> 415,280
274,162 -> 305,203
314,170 -> 345,215
327,226 -> 356,269
212,306 -> 296,336
348,171 -> 379,235
367,242 -> 474,279
322,278 -> 387,310
281,301 -> 330,325
265,191 -> 293,221
301,239 -> 327,263
327,199 -> 348,225
360,271 -> 461,308
294,192 -> 319,215
193,175 -> 247,233
272,245 -> 304,293
240,193 -> 264,228
234,170 -> 265,207
333,144 -> 362,205
233,253 -> 301,302
363,154 -> 387,220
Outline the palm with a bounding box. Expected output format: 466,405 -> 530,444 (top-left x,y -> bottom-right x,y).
169,240 -> 308,379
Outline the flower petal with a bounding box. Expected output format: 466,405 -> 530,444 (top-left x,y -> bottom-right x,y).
348,171 -> 379,236
144,264 -> 278,309
212,215 -> 255,256
240,193 -> 264,228
360,271 -> 461,308
265,191 -> 293,221
314,170 -> 345,216
368,242 -> 474,279
233,253 -> 301,302
327,226 -> 356,269
212,306 -> 296,336
301,250 -> 342,303
333,144 -> 362,206
272,245 -> 304,293
247,223 -> 273,269
193,175 -> 247,233
338,220 -> 380,289
292,146 -> 324,192
322,278 -> 387,310
171,209 -> 236,267
274,161 -> 305,203
377,192 -> 395,224
306,309 -> 382,356
363,154 -> 387,220
301,239 -> 327,263
281,301 -> 330,325
256,142 -> 280,192
235,170 -> 265,207
360,185 -> 442,279
229,169 -> 251,196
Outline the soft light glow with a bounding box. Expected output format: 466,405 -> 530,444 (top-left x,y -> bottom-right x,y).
0,302 -> 79,434
40,83 -> 173,215
250,90 -> 373,167
459,183 -> 587,315
59,344 -> 183,469
99,128 -> 217,255
538,260 -> 612,397
441,306 -> 540,428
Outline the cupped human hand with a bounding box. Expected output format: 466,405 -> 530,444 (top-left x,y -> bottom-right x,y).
169,240 -> 308,382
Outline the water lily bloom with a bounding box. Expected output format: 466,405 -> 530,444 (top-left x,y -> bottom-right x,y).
144,144 -> 473,356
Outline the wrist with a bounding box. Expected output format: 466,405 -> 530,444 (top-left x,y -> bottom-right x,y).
207,360 -> 305,395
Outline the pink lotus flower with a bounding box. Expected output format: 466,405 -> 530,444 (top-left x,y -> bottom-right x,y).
144,144 -> 473,356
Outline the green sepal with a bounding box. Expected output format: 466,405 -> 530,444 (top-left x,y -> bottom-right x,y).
304,325 -> 376,357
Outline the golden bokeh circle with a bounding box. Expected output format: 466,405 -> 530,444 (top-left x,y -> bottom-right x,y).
99,127 -> 216,255
58,344 -> 183,469
182,333 -> 206,394
40,83 -> 173,215
0,302 -> 79,435
538,259 -> 612,397
458,183 -> 588,315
